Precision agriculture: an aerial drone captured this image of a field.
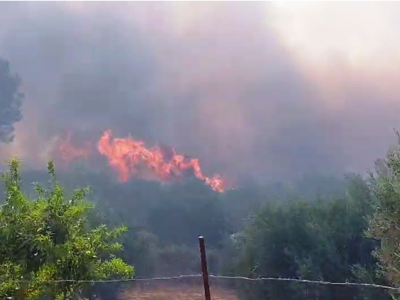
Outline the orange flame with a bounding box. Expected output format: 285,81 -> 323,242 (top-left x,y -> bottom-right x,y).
56,130 -> 93,162
97,130 -> 225,192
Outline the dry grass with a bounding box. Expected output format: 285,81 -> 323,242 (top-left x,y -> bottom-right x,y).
120,282 -> 238,300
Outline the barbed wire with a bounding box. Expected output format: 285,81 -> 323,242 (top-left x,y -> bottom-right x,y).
13,274 -> 202,284
209,275 -> 400,291
7,274 -> 400,291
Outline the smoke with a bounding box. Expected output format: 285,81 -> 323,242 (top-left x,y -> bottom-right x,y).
0,2 -> 399,180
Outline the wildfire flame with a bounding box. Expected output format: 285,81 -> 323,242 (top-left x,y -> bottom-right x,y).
56,130 -> 93,162
55,129 -> 225,192
97,130 -> 225,192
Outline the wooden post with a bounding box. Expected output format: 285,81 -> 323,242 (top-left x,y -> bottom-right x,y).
199,236 -> 211,300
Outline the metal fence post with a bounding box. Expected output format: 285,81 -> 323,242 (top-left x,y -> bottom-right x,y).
198,236 -> 211,300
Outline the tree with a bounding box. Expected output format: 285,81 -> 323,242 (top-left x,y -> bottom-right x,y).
0,58 -> 23,143
147,179 -> 230,248
366,133 -> 400,299
226,175 -> 385,300
0,159 -> 134,300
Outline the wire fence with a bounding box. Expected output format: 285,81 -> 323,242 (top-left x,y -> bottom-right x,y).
3,236 -> 398,300
9,274 -> 399,291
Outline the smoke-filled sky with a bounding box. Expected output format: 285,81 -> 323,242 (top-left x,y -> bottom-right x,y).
1,1 -> 400,181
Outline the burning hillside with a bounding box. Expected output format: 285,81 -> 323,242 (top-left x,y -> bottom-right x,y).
54,130 -> 225,192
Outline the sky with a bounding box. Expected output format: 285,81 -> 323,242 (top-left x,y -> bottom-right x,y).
1,1 -> 400,182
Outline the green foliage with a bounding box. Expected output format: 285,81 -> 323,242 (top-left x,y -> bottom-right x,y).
0,159 -> 134,300
366,133 -> 400,299
0,58 -> 23,143
224,175 -> 387,300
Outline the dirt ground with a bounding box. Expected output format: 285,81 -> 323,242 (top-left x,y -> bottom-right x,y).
119,282 -> 239,300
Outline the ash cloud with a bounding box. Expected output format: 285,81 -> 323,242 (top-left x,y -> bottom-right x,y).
0,2 -> 399,181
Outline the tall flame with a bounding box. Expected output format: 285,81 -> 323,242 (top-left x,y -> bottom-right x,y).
97,130 -> 224,192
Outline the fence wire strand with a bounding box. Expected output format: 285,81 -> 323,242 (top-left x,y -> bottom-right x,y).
8,274 -> 400,291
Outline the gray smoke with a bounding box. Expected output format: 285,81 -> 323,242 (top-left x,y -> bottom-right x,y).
0,2 -> 399,181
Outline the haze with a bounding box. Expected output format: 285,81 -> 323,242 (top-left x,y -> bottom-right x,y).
1,1 -> 399,182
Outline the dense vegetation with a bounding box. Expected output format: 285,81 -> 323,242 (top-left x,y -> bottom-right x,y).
2,137 -> 400,300
0,160 -> 133,300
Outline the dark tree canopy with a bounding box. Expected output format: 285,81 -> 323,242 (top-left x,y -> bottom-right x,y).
0,58 -> 23,143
